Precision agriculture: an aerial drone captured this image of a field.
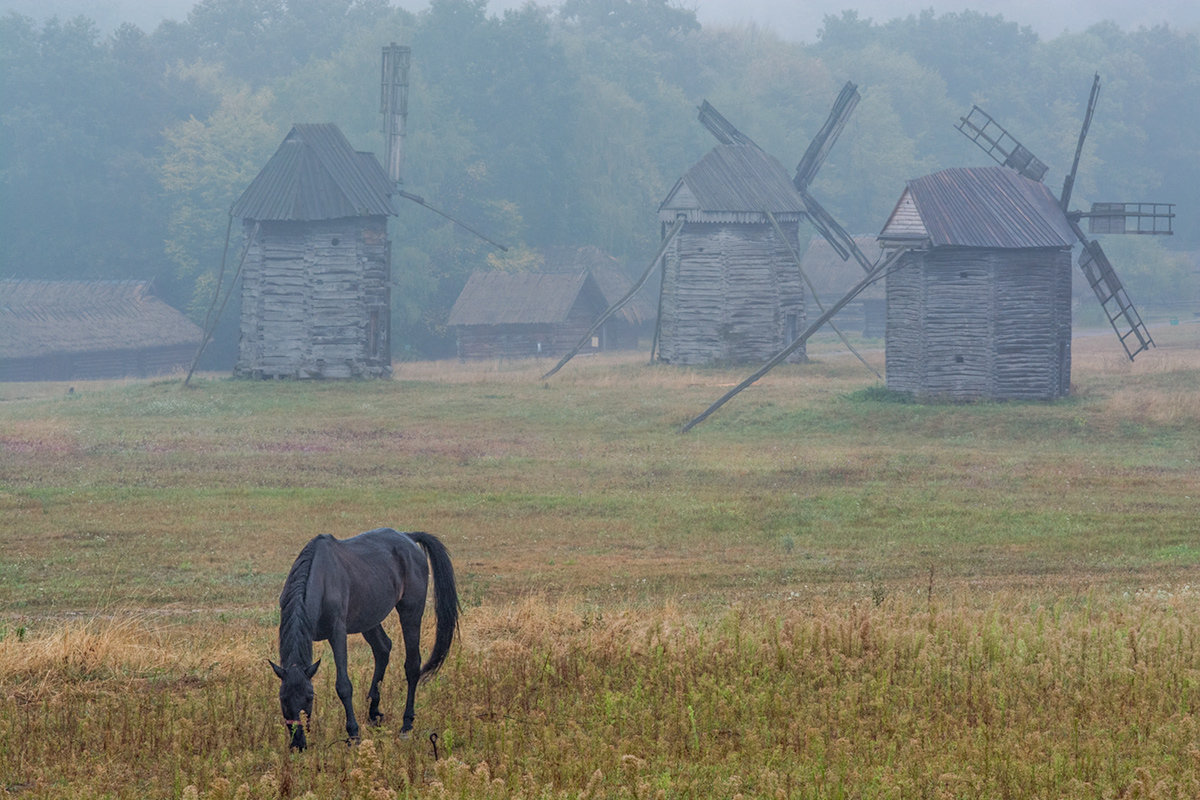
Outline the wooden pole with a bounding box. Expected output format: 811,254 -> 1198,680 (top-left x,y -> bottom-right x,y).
764,210 -> 881,381
541,216 -> 684,380
680,246 -> 910,433
183,217 -> 259,387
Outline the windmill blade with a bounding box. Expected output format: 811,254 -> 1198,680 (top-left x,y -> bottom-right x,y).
1082,202 -> 1175,235
1060,73 -> 1101,211
394,190 -> 508,252
1076,239 -> 1154,360
1068,216 -> 1154,361
680,245 -> 912,434
956,106 -> 1048,182
697,101 -> 756,147
798,189 -> 875,272
794,81 -> 860,191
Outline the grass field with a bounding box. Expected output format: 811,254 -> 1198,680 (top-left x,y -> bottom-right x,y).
2,327 -> 1199,798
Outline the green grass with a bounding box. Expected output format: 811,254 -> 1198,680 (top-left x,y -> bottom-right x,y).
2,327 -> 1200,797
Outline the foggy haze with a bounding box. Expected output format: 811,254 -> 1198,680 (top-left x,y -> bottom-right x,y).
3,0 -> 1198,41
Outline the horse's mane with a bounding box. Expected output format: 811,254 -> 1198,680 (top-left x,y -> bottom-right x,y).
278,535 -> 324,666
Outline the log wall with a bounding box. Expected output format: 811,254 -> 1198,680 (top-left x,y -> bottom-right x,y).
236,218 -> 390,379
658,222 -> 805,365
885,246 -> 1072,400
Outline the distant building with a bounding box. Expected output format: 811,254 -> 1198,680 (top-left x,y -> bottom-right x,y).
0,279 -> 202,381
232,123 -> 394,379
878,166 -> 1075,400
448,269 -> 612,360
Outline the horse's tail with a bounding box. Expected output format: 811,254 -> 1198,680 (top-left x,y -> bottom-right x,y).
409,531 -> 460,681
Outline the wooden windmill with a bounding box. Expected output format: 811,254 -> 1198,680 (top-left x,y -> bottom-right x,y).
544,82 -> 909,386
954,73 -> 1173,361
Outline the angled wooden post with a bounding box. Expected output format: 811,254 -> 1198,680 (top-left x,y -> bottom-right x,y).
541,216 -> 685,380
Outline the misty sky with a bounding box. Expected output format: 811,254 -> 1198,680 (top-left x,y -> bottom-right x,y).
3,0 -> 1199,41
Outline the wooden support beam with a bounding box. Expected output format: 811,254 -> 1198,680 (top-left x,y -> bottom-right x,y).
542,217 -> 685,380
680,246 -> 910,433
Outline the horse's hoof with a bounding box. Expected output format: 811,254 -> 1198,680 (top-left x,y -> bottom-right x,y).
369,714 -> 385,727
399,729 -> 411,740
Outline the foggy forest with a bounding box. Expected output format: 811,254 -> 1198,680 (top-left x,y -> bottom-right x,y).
2,0 -> 1197,362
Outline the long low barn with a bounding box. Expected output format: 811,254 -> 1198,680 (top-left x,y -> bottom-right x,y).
448,270 -> 612,360
0,279 -> 203,381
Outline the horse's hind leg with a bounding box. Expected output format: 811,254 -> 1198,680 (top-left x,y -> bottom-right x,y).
397,603 -> 425,733
362,625 -> 392,725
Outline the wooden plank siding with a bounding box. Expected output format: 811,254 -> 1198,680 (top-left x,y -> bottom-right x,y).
235,218 -> 391,379
658,222 -> 806,365
884,247 -> 1072,400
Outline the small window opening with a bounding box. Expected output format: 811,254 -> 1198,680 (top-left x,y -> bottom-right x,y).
955,355 -> 964,363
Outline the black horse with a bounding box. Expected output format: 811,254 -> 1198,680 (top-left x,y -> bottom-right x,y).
270,528 -> 459,750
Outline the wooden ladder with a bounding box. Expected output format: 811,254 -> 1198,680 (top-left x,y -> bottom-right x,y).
1078,239 -> 1154,360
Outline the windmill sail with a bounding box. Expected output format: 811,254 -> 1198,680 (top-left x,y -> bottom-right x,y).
380,43 -> 411,185
794,82 -> 859,191
1076,233 -> 1154,360
956,106 -> 1048,181
1083,202 -> 1175,235
698,101 -> 756,146
1060,73 -> 1100,210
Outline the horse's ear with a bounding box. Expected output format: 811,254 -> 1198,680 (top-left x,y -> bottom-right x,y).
269,660 -> 286,680
306,659 -> 321,679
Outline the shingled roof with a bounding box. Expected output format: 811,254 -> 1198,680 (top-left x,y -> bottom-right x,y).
0,279 -> 202,359
879,166 -> 1076,249
659,144 -> 807,221
231,123 -> 394,222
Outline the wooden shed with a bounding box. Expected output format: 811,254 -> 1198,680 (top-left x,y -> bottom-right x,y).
448,270 -> 611,360
231,123 -> 394,379
656,143 -> 807,365
0,279 -> 202,381
878,166 -> 1076,401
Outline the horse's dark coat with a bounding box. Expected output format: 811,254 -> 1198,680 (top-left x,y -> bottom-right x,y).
271,528 -> 459,750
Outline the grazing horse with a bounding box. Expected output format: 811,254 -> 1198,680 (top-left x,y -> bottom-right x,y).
270,528 -> 459,750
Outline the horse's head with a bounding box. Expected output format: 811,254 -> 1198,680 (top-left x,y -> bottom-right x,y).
270,659 -> 320,750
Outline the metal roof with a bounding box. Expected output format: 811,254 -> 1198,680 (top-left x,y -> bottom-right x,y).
0,279 -> 202,358
448,271 -> 606,326
898,166 -> 1076,249
660,144 -> 807,216
231,123 -> 394,221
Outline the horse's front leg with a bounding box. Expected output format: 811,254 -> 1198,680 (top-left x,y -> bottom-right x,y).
330,630 -> 360,742
362,625 -> 392,725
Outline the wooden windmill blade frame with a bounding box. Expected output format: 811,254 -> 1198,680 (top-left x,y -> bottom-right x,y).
794,82 -> 859,191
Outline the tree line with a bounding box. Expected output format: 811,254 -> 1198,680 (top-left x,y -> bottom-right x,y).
2,0 -> 1197,360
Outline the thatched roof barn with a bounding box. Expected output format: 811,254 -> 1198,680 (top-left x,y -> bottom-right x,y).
878,166 -> 1077,401
799,235 -> 885,338
448,269 -> 613,360
0,279 -> 202,381
232,123 -> 394,379
656,143 -> 807,365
